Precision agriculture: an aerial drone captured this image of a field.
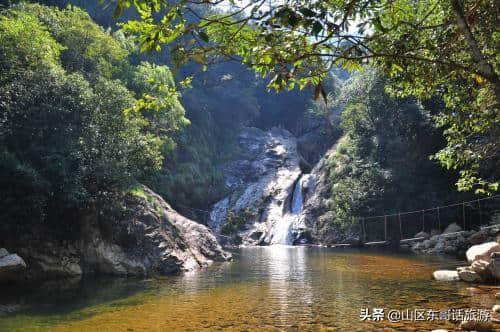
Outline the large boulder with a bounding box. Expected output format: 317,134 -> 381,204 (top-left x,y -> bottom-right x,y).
433,270 -> 459,281
466,242 -> 500,264
0,252 -> 26,282
443,222 -> 462,234
1,185 -> 231,281
488,252 -> 500,280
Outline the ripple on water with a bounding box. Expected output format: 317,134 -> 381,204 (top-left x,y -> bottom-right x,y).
0,247 -> 496,331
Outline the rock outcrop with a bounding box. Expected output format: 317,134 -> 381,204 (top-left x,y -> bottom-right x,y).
297,146 -> 359,245
208,127 -> 305,245
432,240 -> 500,284
1,185 -> 230,281
0,249 -> 26,282
411,226 -> 500,258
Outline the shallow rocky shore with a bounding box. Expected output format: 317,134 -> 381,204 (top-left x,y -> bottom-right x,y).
429,227 -> 500,331
409,223 -> 500,258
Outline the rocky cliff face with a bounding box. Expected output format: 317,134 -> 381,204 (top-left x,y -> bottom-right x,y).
1,185 -> 230,281
208,127 -> 306,245
297,142 -> 363,245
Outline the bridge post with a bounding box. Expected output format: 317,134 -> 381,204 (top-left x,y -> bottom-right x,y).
362,218 -> 366,242
462,203 -> 466,230
421,210 -> 425,232
437,207 -> 441,231
478,200 -> 483,227
398,213 -> 402,239
384,216 -> 387,241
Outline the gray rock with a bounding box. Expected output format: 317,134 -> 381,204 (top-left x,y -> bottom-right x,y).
0,253 -> 26,282
444,245 -> 457,255
471,259 -> 492,280
433,270 -> 459,281
468,230 -> 489,245
208,127 -> 304,245
430,229 -> 441,236
415,231 -> 430,239
443,222 -> 462,234
488,252 -> 500,280
4,185 -> 231,280
457,266 -> 482,282
0,248 -> 9,258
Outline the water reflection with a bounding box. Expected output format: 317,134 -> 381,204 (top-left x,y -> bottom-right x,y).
0,248 -> 496,331
254,246 -> 312,325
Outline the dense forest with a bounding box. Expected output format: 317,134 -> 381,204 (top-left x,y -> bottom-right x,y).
0,0 -> 497,240
1,1 -> 499,331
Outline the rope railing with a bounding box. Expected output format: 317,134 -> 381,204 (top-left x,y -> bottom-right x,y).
358,195 -> 500,244
359,195 -> 500,221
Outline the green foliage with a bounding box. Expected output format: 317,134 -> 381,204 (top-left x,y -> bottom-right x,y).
369,0 -> 499,195
25,3 -> 129,80
221,208 -> 255,235
111,0 -> 499,195
0,3 -> 185,227
26,0 -> 312,215
0,10 -> 62,73
323,69 -> 467,225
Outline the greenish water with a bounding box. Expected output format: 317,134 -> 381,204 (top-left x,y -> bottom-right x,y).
0,247 -> 496,331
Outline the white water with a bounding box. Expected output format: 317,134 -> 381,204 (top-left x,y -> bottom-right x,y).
291,176 -> 303,214
271,176 -> 303,245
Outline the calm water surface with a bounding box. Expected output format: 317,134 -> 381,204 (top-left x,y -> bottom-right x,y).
0,247 -> 497,331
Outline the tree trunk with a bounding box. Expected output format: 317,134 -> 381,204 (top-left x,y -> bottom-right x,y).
450,0 -> 500,97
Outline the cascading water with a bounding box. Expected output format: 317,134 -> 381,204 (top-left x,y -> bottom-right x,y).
291,177 -> 303,214
270,176 -> 303,245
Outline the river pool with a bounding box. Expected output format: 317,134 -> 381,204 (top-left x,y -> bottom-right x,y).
0,247 -> 497,331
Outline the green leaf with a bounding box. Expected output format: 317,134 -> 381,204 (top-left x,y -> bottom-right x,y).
299,8 -> 316,17
198,31 -> 209,43
312,21 -> 322,35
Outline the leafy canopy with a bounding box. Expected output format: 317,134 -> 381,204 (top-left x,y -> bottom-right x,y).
113,0 -> 499,194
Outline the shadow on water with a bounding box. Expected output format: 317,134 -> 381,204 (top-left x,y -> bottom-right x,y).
0,247 -> 496,331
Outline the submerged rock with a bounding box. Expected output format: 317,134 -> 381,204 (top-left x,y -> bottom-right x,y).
471,259 -> 492,280
459,320 -> 494,331
457,266 -> 482,282
433,270 -> 459,281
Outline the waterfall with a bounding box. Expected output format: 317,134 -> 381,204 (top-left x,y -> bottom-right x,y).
270,176 -> 303,245
291,177 -> 303,214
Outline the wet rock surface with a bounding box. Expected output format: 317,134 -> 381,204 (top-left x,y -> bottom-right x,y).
208,127 -> 304,245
